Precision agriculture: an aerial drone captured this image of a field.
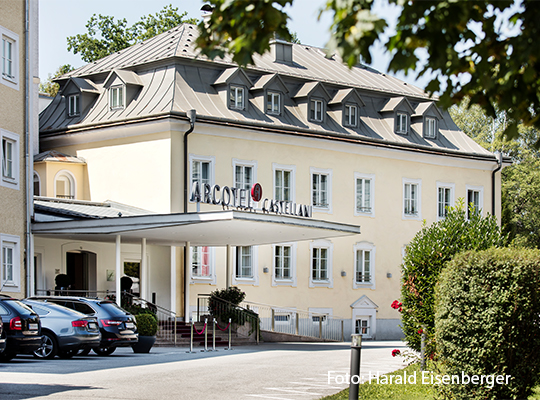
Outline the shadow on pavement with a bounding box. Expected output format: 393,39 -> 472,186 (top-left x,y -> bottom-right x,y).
0,383 -> 98,400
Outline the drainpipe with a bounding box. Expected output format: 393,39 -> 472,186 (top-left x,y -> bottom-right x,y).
183,110 -> 196,322
24,0 -> 34,297
491,152 -> 503,216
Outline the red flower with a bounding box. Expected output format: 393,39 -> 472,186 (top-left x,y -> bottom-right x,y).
392,349 -> 401,357
398,307 -> 402,312
391,300 -> 402,309
418,329 -> 423,334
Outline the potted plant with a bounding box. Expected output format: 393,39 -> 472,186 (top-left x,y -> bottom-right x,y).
131,313 -> 158,353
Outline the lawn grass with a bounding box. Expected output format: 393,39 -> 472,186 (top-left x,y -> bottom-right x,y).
322,363 -> 540,400
322,363 -> 436,400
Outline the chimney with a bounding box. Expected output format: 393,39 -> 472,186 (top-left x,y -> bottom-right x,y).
270,39 -> 293,64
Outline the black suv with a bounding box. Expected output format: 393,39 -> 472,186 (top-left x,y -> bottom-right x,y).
0,295 -> 42,361
29,297 -> 137,355
0,316 -> 5,354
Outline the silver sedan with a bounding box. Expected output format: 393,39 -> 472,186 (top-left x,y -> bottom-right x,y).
22,299 -> 101,359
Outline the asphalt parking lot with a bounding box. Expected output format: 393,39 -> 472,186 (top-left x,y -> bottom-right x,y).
0,341 -> 408,400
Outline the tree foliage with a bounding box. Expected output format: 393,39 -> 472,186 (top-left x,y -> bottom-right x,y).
196,0 -> 540,147
400,200 -> 504,353
436,248 -> 540,400
39,64 -> 74,97
67,5 -> 197,63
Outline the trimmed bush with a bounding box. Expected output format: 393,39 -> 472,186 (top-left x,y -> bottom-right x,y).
400,200 -> 503,352
435,247 -> 540,400
136,313 -> 158,336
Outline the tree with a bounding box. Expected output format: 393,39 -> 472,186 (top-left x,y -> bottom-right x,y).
196,1 -> 540,147
39,64 -> 74,97
67,5 -> 197,63
400,200 -> 504,353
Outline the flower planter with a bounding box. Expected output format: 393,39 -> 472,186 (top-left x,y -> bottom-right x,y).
131,335 -> 156,353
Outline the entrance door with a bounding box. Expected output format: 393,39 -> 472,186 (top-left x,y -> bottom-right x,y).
66,251 -> 97,296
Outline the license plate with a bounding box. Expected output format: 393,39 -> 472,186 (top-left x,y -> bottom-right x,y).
29,323 -> 38,330
125,322 -> 135,330
88,322 -> 98,330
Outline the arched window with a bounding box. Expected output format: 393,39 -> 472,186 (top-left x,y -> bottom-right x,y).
33,171 -> 40,196
54,170 -> 75,199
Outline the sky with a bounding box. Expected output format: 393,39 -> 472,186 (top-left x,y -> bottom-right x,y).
38,0 -> 424,88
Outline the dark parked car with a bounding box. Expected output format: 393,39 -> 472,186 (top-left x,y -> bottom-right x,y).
0,295 -> 42,361
28,296 -> 137,355
22,299 -> 101,359
0,317 -> 5,354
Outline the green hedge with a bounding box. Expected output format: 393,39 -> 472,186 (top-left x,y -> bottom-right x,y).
400,200 -> 503,352
435,247 -> 540,400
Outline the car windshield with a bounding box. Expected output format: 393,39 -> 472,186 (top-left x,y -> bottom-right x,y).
98,301 -> 129,317
6,300 -> 35,315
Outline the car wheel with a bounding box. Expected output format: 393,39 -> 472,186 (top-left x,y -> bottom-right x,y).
58,349 -> 77,359
33,332 -> 58,359
78,348 -> 91,356
93,347 -> 116,356
0,350 -> 16,362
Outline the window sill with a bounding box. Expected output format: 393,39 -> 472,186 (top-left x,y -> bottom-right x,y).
312,205 -> 332,214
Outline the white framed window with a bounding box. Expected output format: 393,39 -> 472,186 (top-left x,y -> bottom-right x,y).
354,173 -> 375,217
403,178 -> 422,220
1,129 -> 19,190
233,246 -> 258,285
309,98 -> 324,122
424,117 -> 438,139
229,85 -> 245,110
466,185 -> 484,219
109,85 -> 124,110
68,94 -> 80,117
1,234 -> 20,292
233,158 -> 257,189
190,246 -> 216,284
273,163 -> 295,202
189,155 -> 215,202
354,242 -> 375,289
54,170 -> 76,199
266,91 -> 281,115
273,311 -> 293,326
309,307 -> 332,325
344,104 -> 357,127
1,27 -> 18,89
355,318 -> 370,337
396,112 -> 409,134
272,243 -> 297,287
311,167 -> 332,213
437,182 -> 455,220
309,240 -> 333,288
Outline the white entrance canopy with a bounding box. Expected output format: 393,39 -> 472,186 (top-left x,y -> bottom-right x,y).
32,210 -> 360,246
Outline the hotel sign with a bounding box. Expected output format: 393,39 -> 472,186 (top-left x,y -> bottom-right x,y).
190,182 -> 313,218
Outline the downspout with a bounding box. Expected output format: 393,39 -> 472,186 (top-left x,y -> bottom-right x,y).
491,152 -> 503,216
24,0 -> 33,297
183,110 -> 196,321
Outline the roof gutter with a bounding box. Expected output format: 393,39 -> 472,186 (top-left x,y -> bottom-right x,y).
491,152 -> 503,216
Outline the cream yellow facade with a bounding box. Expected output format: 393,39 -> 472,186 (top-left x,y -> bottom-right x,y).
38,117 -> 500,338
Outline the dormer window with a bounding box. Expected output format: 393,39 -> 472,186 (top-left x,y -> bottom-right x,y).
310,99 -> 324,122
344,104 -> 357,127
110,85 -> 124,110
424,117 -> 438,139
68,95 -> 80,117
396,112 -> 409,134
229,85 -> 245,110
266,91 -> 281,115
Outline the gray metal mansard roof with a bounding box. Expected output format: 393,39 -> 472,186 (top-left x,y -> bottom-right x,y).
39,23 -> 494,159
